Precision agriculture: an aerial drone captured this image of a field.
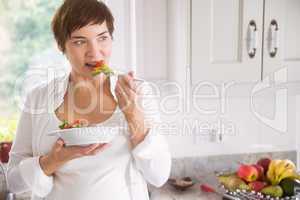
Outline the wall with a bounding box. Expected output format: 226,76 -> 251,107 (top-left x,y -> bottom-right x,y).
158,83 -> 297,158
296,95 -> 300,168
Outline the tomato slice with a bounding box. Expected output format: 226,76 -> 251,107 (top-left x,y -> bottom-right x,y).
94,60 -> 104,69
73,119 -> 80,124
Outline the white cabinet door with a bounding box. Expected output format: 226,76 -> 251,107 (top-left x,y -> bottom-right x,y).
135,0 -> 168,80
263,0 -> 300,82
191,0 -> 264,83
106,0 -> 169,80
105,0 -> 133,71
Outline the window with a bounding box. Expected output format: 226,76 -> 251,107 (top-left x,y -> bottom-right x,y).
0,0 -> 134,142
0,0 -> 66,141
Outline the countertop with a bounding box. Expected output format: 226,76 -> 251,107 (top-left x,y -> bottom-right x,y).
149,183 -> 222,200
1,150 -> 296,200
12,183 -> 221,200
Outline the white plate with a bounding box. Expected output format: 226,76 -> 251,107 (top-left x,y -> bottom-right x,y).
47,126 -> 121,146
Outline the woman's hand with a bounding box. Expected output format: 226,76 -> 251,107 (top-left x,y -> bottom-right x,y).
39,139 -> 109,176
115,71 -> 149,147
115,71 -> 139,116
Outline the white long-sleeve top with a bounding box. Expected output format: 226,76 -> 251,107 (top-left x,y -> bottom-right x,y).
7,72 -> 171,200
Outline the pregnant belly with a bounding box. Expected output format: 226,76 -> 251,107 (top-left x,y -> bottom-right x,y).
47,166 -> 132,200
46,134 -> 134,200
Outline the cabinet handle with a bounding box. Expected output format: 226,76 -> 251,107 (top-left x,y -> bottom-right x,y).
247,20 -> 258,58
268,19 -> 279,58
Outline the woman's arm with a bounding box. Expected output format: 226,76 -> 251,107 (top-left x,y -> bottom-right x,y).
7,91 -> 110,197
115,74 -> 172,187
7,94 -> 54,197
131,82 -> 171,187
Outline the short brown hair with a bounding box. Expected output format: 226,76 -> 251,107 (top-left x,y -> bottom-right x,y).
52,0 -> 114,52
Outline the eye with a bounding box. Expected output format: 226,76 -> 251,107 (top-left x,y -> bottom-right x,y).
73,40 -> 86,46
97,36 -> 109,42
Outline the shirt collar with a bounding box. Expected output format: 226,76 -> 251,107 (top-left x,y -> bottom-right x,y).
54,71 -> 118,110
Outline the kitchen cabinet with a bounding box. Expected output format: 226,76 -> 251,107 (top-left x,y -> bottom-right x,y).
104,0 -> 134,71
133,0 -> 188,82
191,0 -> 300,83
109,0 -> 300,82
135,0 -> 169,80
263,0 -> 300,81
191,0 -> 263,82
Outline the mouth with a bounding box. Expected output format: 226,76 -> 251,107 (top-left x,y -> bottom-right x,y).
84,61 -> 115,77
85,61 -> 104,69
85,63 -> 96,68
83,60 -> 114,77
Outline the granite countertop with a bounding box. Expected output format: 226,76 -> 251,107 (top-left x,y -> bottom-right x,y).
149,150 -> 297,200
149,183 -> 221,200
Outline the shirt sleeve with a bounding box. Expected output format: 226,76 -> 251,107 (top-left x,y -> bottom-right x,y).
131,82 -> 171,187
7,93 -> 53,197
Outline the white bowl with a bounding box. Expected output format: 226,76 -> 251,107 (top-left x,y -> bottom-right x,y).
47,126 -> 120,146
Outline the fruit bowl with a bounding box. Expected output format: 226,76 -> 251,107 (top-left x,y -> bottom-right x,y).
48,126 -> 120,146
217,171 -> 300,200
167,177 -> 195,191
217,157 -> 300,200
221,187 -> 298,200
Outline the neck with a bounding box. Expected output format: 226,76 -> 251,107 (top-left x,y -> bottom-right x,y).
70,71 -> 109,91
68,72 -> 111,103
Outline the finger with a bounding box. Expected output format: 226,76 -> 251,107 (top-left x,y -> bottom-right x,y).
123,74 -> 137,92
54,138 -> 65,151
116,85 -> 137,110
118,74 -> 135,91
99,143 -> 110,150
115,88 -> 122,101
67,143 -> 100,156
117,78 -> 137,99
116,82 -> 130,100
89,143 -> 110,155
92,143 -> 107,150
82,143 -> 101,154
128,71 -> 135,78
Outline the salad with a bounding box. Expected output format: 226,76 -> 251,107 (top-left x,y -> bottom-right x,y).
91,61 -> 114,77
59,119 -> 88,129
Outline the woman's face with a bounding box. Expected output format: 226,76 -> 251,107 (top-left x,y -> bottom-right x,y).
64,21 -> 112,78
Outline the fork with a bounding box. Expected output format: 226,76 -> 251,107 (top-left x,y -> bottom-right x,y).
112,69 -> 145,83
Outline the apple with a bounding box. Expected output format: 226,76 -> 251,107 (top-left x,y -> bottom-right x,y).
0,142 -> 12,163
252,164 -> 264,180
248,181 -> 267,192
257,158 -> 271,174
237,164 -> 259,182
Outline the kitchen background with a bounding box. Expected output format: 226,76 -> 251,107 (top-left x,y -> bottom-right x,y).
0,0 -> 300,160
0,0 -> 300,199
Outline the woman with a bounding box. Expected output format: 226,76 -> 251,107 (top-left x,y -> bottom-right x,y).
7,0 -> 171,199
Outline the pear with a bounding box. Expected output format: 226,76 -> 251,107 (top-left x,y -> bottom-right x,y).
218,175 -> 249,191
261,185 -> 283,198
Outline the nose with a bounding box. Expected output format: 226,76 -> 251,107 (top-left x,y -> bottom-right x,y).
86,41 -> 103,60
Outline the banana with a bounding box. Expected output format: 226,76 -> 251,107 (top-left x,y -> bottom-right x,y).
274,160 -> 286,182
277,168 -> 297,183
282,159 -> 296,171
278,160 -> 296,173
266,159 -> 297,185
292,173 -> 300,180
267,159 -> 281,185
274,160 -> 296,184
